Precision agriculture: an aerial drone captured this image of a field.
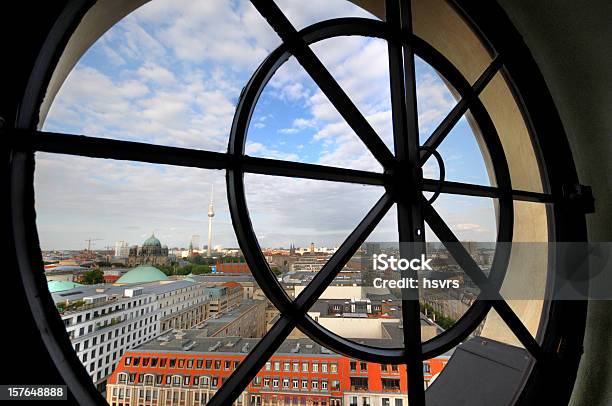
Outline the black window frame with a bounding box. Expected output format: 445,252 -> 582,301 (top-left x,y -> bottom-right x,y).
6,0 -> 590,406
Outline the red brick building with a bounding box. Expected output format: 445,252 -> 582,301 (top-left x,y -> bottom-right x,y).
215,262 -> 251,274
106,333 -> 448,406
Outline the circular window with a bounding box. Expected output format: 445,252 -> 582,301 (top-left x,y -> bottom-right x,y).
9,1 -> 589,405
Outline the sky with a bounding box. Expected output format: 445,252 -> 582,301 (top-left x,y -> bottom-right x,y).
35,0 -> 496,250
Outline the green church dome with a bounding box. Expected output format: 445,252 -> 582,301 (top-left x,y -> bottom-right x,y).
142,233 -> 162,247
116,265 -> 168,284
48,280 -> 84,293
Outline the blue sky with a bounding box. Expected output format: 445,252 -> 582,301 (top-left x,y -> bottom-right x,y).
35,0 -> 496,250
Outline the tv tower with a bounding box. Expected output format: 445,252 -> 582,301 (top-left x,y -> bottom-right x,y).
207,184 -> 214,257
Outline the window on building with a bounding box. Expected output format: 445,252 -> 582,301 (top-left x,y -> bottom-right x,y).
350,377 -> 368,391
382,378 -> 401,391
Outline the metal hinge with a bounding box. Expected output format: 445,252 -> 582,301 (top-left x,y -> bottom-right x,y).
562,183 -> 595,213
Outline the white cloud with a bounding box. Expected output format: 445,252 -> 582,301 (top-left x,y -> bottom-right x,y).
38,0 -> 495,250
137,63 -> 176,86
246,142 -> 299,161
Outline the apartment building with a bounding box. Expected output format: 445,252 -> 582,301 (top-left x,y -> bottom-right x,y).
50,266 -> 243,390
106,332 -> 449,406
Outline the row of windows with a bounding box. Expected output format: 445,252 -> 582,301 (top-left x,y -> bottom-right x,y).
125,356 -> 241,371
110,387 -> 214,403
117,373 -> 219,388
251,395 -> 337,406
349,396 -> 404,406
264,360 -> 339,374
62,297 -> 154,326
348,377 -> 400,391
72,311 -> 158,341
76,323 -> 157,354
252,376 -> 338,392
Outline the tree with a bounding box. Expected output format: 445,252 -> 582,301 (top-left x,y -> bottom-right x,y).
82,269 -> 104,284
183,263 -> 211,275
191,255 -> 207,265
157,265 -> 175,276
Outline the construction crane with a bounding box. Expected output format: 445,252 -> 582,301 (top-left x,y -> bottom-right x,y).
85,238 -> 102,252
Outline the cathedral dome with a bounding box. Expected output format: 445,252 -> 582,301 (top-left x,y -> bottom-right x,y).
142,233 -> 162,247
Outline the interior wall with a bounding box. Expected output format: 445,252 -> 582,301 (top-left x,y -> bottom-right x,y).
494,1 -> 612,404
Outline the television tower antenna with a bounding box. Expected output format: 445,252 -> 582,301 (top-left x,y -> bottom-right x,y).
207,184 -> 214,257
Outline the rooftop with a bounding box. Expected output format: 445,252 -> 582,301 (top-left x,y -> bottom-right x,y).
115,265 -> 168,284
47,280 -> 84,293
195,299 -> 264,336
134,331 -> 342,357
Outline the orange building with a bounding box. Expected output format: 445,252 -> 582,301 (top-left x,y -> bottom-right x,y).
215,262 -> 251,274
106,333 -> 448,406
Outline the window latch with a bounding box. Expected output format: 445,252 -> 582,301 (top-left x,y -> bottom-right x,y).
562,183 -> 595,213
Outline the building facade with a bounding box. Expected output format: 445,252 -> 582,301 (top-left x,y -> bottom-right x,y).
106,334 -> 448,406
51,266 -> 244,391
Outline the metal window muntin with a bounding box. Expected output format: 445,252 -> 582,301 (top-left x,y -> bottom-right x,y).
7,1 -> 589,406
228,16 -> 513,360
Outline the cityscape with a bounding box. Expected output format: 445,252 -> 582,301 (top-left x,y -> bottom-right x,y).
4,0 -> 607,404
37,1 -> 497,405
44,210 -> 493,406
